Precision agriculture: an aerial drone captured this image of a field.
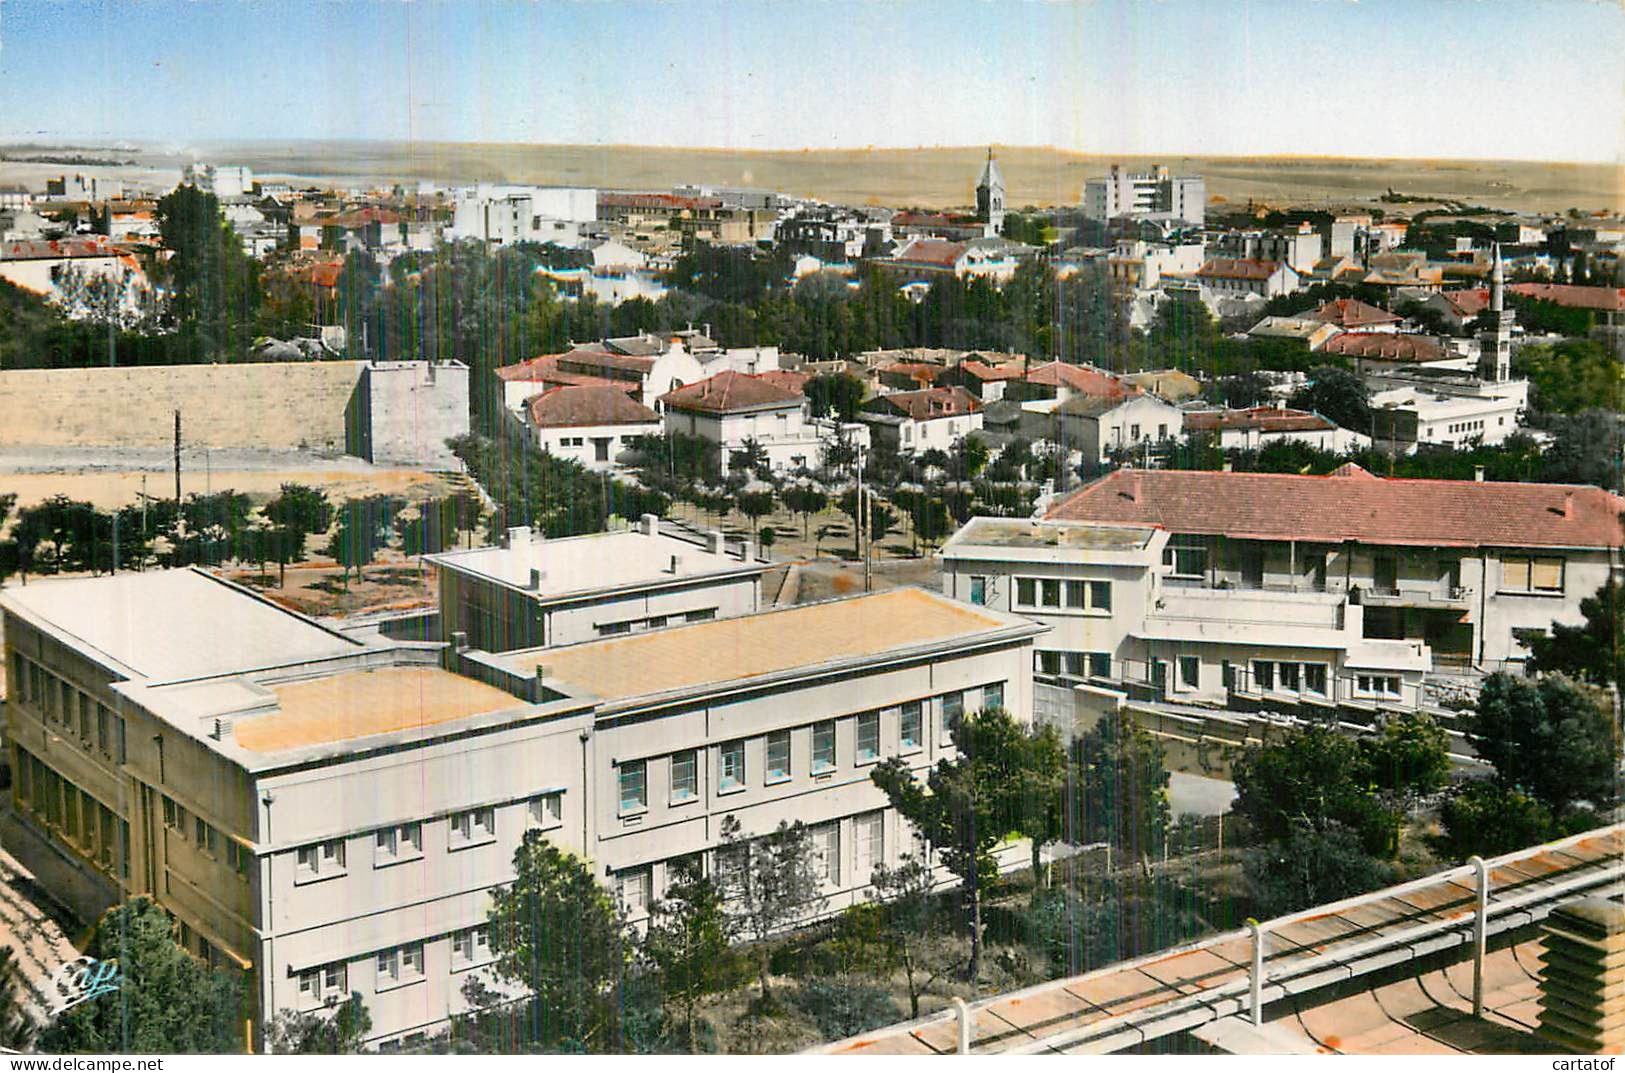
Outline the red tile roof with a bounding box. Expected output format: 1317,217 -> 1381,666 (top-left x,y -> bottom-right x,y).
1321,332 -> 1446,362
864,386 -> 982,421
1508,283 -> 1625,312
1182,407 -> 1336,434
1310,298 -> 1401,328
754,369 -> 811,395
947,360 -> 1026,383
2,237 -> 124,260
525,385 -> 660,429
1045,465 -> 1625,550
660,370 -> 804,414
1021,361 -> 1135,397
891,238 -> 967,269
1441,288 -> 1490,318
1196,258 -> 1282,281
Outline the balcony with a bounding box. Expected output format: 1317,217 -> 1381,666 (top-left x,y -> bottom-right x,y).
1358,584 -> 1471,610
1138,587 -> 1349,647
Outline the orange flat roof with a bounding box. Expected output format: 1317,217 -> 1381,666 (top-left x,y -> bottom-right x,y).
234,667 -> 522,753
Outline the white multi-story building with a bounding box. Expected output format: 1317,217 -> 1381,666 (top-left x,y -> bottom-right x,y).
521,385 -> 664,472
859,387 -> 985,455
660,370 -> 823,475
183,164 -> 255,199
430,518 -> 771,654
1052,393 -> 1185,464
446,184 -> 598,247
2,571 -> 1040,1048
941,467 -> 1624,711
1369,376 -> 1530,454
1082,166 -> 1205,227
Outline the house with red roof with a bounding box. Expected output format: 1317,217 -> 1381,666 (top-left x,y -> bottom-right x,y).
943,465 -> 1624,711
1181,405 -> 1370,454
660,370 -> 823,475
1319,331 -> 1472,376
1195,258 -> 1302,298
0,236 -> 153,321
859,387 -> 984,454
1309,298 -> 1403,333
523,385 -> 663,471
1004,361 -> 1134,407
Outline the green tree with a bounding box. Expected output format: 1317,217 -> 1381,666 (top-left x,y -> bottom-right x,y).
0,946 -> 37,1052
1243,822 -> 1398,918
1070,710 -> 1172,860
1466,673 -> 1620,815
1527,579 -> 1624,688
1515,339 -> 1624,416
728,438 -> 771,480
40,898 -> 247,1053
1014,723 -> 1069,896
757,526 -> 776,554
1435,781 -> 1559,862
951,436 -> 990,481
715,816 -> 827,1006
485,833 -> 631,1051
735,490 -> 776,542
640,860 -> 741,1052
871,706 -> 1024,983
780,484 -> 828,540
264,483 -> 333,540
1231,724 -> 1399,856
804,373 -> 867,422
866,856 -> 950,1019
265,991 -> 372,1054
0,493 -> 17,586
154,183 -> 260,362
1289,365 -> 1371,433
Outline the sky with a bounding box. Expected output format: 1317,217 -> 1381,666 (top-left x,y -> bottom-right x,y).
0,0 -> 1620,163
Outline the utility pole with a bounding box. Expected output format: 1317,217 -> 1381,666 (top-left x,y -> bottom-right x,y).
173,410 -> 182,505
857,443 -> 871,593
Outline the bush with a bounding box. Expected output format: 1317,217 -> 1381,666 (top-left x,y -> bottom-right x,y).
791,976 -> 902,1040
1243,823 -> 1398,919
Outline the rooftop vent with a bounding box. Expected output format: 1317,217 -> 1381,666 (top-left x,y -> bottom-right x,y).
1538,896 -> 1625,1053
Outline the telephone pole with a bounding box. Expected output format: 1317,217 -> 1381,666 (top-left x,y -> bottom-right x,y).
173,410 -> 182,504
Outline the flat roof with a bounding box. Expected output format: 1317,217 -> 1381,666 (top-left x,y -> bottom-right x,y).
427,527 -> 763,599
233,666 -> 524,754
943,517 -> 1159,552
0,568 -> 361,680
501,587 -> 1036,706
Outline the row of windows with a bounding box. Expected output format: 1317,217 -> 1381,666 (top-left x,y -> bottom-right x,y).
1013,577 -> 1112,613
1250,660 -> 1330,696
297,925 -> 493,1008
596,607 -> 716,638
614,810 -> 888,915
8,651 -> 127,763
1447,419 -> 1486,435
1035,650 -> 1113,679
616,684 -> 1005,814
291,794 -> 562,883
161,795 -> 251,879
13,747 -> 130,881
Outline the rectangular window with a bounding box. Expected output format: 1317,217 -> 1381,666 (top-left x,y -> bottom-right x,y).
765,731 -> 791,783
451,926 -> 491,970
1165,539 -> 1207,577
814,822 -> 841,886
812,722 -> 836,773
162,796 -> 177,830
942,691 -> 964,732
856,712 -> 880,763
983,682 -> 1004,710
1304,664 -> 1328,696
1179,656 -> 1200,689
854,812 -> 884,881
618,867 -> 652,915
685,608 -> 716,623
1037,650 -> 1062,675
1531,557 -> 1564,593
226,840 -> 252,879
1016,578 -> 1037,606
619,760 -> 647,813
671,751 -> 699,801
97,707 -> 111,755
899,702 -> 922,750
300,962 -> 346,1007
1279,662 -> 1301,692
529,793 -> 563,830
449,808 -> 495,848
969,576 -> 987,605
719,740 -> 745,793
1040,579 -> 1062,608
78,693 -> 93,743
297,837 -> 344,878
1089,652 -> 1113,678
374,823 -> 422,865
1253,660 -> 1275,691
1064,580 -> 1087,608
1089,581 -> 1112,612
9,654 -> 22,704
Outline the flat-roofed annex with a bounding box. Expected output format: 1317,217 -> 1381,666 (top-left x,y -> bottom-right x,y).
503,587 -> 1037,707
0,567 -> 360,680
233,666 -> 526,754
427,526 -> 763,599
946,517 -> 1158,551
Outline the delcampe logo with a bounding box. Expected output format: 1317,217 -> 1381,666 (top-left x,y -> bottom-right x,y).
48,957 -> 122,1015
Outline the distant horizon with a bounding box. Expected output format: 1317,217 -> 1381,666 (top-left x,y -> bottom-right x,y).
1,136 -> 1616,171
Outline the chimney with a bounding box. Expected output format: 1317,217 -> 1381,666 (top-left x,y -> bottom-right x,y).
1222,461 -> 1233,473
706,530 -> 725,555
641,512 -> 660,536
528,567 -> 543,591
740,539 -> 754,563
669,554 -> 680,574
1124,470 -> 1141,503
1538,897 -> 1625,1053
1474,466 -> 1486,482
451,630 -> 469,653
1563,491 -> 1576,519
506,525 -> 531,548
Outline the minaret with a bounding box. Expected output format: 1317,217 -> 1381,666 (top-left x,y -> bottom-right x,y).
1477,243 -> 1513,382
975,147 -> 1006,237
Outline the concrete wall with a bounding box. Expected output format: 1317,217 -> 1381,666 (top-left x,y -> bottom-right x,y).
358,362 -> 469,470
0,362 -> 368,453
